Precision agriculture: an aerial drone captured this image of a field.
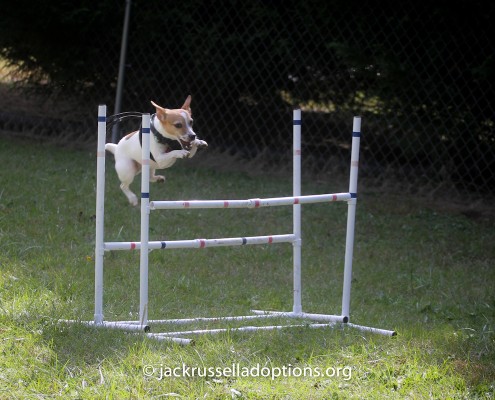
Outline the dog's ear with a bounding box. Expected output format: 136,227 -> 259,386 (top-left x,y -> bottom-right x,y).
151,101 -> 167,119
181,95 -> 192,115
151,100 -> 166,112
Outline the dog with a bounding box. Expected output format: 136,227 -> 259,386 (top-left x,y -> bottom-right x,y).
105,95 -> 207,206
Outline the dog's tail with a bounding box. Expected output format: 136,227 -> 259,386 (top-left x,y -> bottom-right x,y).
105,143 -> 117,155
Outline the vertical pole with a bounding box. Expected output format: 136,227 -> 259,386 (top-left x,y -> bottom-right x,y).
341,116 -> 361,321
94,105 -> 107,324
292,109 -> 302,314
139,114 -> 151,326
111,0 -> 132,144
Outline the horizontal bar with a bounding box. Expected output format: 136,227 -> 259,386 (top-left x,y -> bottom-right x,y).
115,310 -> 346,326
114,311 -> 347,325
60,320 -> 150,332
251,310 -> 348,323
345,323 -> 397,336
104,234 -> 295,251
145,334 -> 193,345
149,323 -> 336,337
146,314 -> 283,325
62,320 -> 189,344
149,193 -> 352,210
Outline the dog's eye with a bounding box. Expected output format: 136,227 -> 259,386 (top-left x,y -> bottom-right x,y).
174,122 -> 183,129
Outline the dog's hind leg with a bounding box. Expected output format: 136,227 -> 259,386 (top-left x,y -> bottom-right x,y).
115,158 -> 139,206
120,182 -> 138,207
150,168 -> 165,183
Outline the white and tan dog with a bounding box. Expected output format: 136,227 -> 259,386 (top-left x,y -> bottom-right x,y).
105,95 -> 207,205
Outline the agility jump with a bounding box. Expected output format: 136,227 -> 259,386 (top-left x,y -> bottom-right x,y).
80,106 -> 396,344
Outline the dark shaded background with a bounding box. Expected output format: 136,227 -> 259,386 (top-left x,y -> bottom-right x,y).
1,0 -> 494,196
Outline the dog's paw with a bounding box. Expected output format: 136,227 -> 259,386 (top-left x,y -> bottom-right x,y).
167,149 -> 190,160
195,139 -> 208,148
154,175 -> 165,183
128,194 -> 138,207
176,149 -> 190,159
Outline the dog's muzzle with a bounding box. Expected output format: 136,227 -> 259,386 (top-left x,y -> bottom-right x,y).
179,133 -> 196,150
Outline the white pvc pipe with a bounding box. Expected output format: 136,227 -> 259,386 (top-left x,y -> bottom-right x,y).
149,193 -> 351,210
104,234 -> 295,251
94,105 -> 106,324
139,114 -> 151,326
292,109 -> 302,314
346,323 -> 397,336
62,320 -> 150,332
97,321 -> 150,332
251,310 -> 347,323
149,323 -> 336,338
83,108 -> 397,341
145,314 -> 283,325
341,117 -> 361,320
145,334 -> 193,345
112,311 -> 346,326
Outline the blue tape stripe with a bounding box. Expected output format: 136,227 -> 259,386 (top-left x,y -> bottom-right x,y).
293,120 -> 302,125
142,127 -> 150,134
241,237 -> 247,245
142,192 -> 150,199
98,116 -> 106,122
161,241 -> 167,249
352,131 -> 361,137
350,193 -> 357,198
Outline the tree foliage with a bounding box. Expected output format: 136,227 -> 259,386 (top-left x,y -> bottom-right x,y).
2,0 -> 493,104
0,0 -> 122,92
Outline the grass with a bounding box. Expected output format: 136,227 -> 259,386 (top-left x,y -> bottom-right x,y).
0,136 -> 494,399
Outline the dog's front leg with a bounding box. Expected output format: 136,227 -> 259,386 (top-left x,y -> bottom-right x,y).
154,149 -> 190,169
170,149 -> 191,158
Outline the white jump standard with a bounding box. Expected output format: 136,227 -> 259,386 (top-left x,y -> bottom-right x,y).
79,106 -> 395,344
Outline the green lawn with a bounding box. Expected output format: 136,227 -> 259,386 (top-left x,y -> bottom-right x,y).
0,136 -> 494,398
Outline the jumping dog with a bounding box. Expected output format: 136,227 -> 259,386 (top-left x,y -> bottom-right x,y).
105,96 -> 207,205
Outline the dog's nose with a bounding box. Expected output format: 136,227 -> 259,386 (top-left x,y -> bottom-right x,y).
188,133 -> 196,141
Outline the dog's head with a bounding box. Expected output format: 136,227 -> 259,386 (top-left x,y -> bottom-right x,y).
151,95 -> 196,150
